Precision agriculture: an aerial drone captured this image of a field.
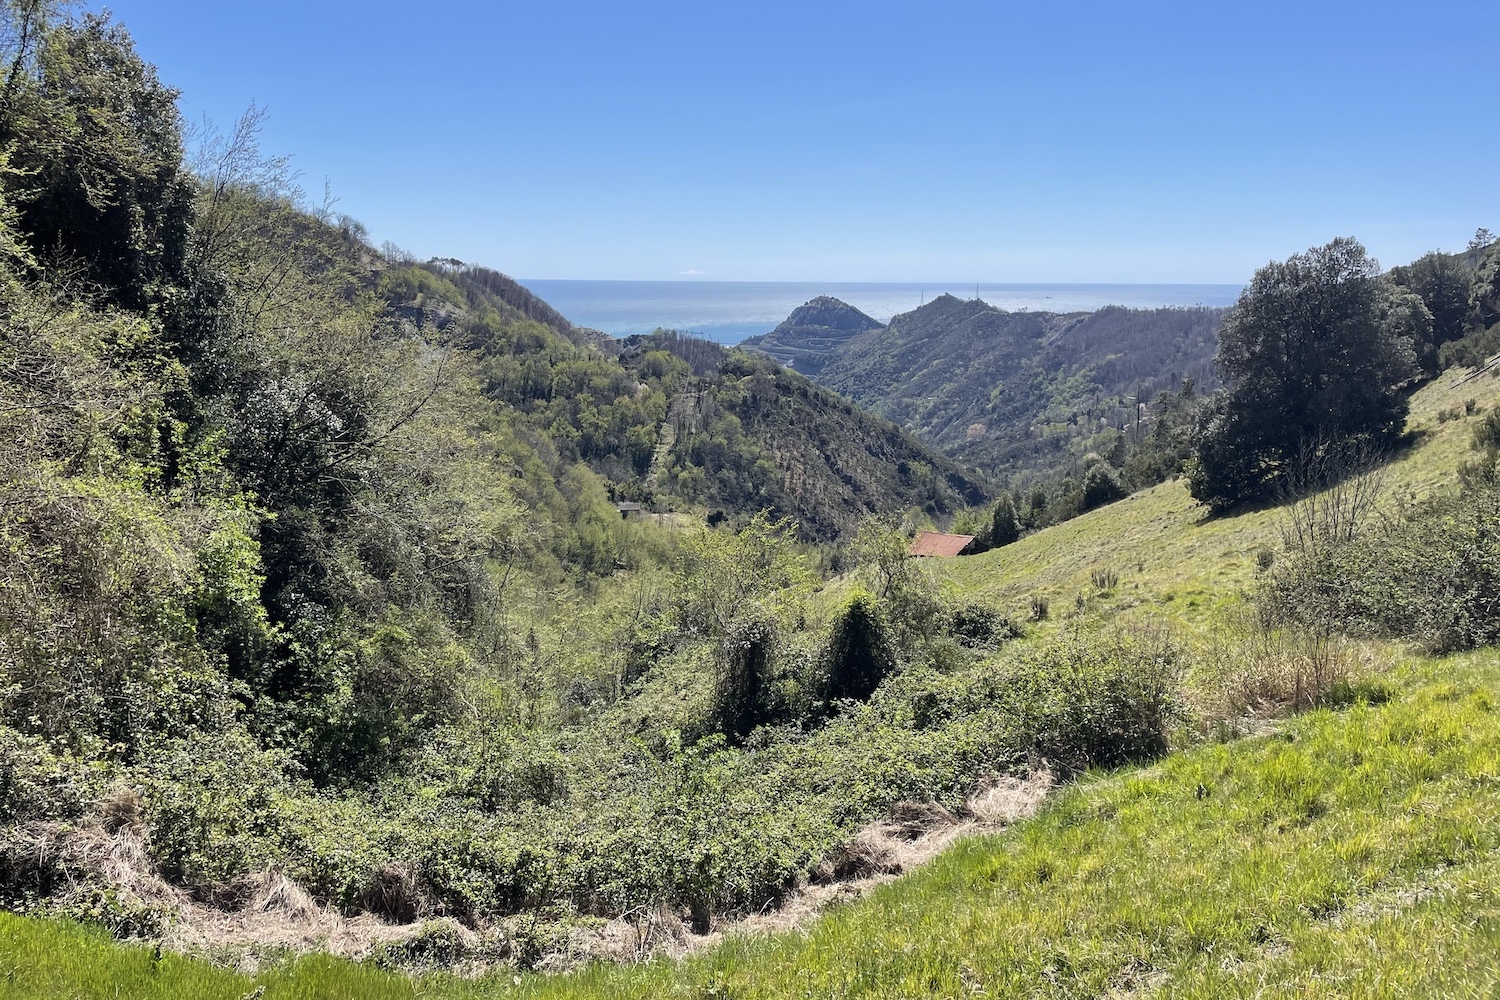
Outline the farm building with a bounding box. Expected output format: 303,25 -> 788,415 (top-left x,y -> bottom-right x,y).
908,531 -> 976,557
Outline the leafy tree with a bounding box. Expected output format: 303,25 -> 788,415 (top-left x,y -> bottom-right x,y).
1188,238 -> 1418,510
1469,241 -> 1500,340
0,7 -> 194,308
1388,251 -> 1471,374
1022,483 -> 1048,528
1080,462 -> 1127,511
990,492 -> 1020,547
1436,242 -> 1500,371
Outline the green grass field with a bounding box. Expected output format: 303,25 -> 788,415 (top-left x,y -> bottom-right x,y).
935,369 -> 1493,633
4,370 -> 1498,999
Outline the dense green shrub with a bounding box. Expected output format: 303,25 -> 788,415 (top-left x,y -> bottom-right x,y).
133,727 -> 296,885
709,618 -> 776,742
992,626 -> 1183,772
0,728 -> 100,824
1261,476 -> 1500,653
946,601 -> 1021,649
1080,463 -> 1127,511
823,590 -> 895,703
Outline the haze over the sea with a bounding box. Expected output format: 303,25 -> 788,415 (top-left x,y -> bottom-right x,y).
521,280 -> 1243,344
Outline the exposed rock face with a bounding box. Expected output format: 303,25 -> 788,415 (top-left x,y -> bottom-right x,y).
746,296 -> 885,376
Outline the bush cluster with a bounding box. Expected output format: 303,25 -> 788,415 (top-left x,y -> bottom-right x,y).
1261,475 -> 1500,653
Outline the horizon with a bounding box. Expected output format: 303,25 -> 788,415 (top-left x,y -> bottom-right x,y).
90,1 -> 1498,285
516,277 -> 1244,342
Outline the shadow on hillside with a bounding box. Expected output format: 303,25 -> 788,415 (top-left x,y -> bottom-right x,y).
1193,429 -> 1422,526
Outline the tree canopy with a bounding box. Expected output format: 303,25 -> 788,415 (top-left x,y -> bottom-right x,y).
1188,238 -> 1418,510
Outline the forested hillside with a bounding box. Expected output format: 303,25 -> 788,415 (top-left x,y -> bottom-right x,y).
392,262 -> 990,540
0,3 -> 1019,965
753,241 -> 1494,522
750,294 -> 1222,485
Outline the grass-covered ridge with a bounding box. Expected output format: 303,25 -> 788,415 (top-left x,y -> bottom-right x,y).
4,648 -> 1499,998
934,368 -> 1492,630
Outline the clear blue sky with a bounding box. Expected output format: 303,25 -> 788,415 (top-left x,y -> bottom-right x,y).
95,0 -> 1498,283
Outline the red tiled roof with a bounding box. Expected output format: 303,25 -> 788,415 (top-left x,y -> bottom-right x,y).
908,531 -> 975,557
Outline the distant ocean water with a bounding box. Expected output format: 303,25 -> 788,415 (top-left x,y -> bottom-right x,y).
519,280 -> 1243,344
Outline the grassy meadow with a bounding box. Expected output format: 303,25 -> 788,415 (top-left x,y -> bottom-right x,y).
4,367 -> 1500,998
936,368 -> 1490,632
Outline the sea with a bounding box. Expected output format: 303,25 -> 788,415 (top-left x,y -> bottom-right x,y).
519,280 -> 1244,345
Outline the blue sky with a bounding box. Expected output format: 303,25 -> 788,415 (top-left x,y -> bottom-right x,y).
96,0 -> 1498,283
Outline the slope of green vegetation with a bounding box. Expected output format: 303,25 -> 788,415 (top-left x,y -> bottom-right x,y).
5,648 -> 1499,999
756,293 -> 1224,487
6,4 -> 1500,996
0,3 -> 1034,954
5,351 -> 1499,996
934,364 -> 1493,627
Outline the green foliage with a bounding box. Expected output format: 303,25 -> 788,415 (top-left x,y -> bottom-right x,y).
822,589 -> 894,703
1388,250 -> 1473,374
1079,461 -> 1127,511
13,9 -> 1500,983
672,512 -> 813,639
134,726 -> 294,884
989,492 -> 1019,547
11,650 -> 1500,997
1190,238 -> 1418,510
1262,474 -> 1500,653
945,600 -> 1020,650
0,7 -> 194,309
1469,239 -> 1500,339
709,617 -> 776,742
989,625 -> 1183,772
0,728 -> 99,823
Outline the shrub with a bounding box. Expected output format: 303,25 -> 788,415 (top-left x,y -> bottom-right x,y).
823,591 -> 894,703
1080,464 -> 1127,512
1028,594 -> 1050,621
1090,567 -> 1120,592
1474,407 -> 1500,452
710,618 -> 777,742
133,727 -> 296,885
992,624 -> 1184,773
1261,477 -> 1500,653
946,601 -> 1021,649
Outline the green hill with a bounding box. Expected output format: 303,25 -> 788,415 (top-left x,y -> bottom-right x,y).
5,369 -> 1500,999
744,293 -> 1223,487
392,262 -> 992,540
740,295 -> 886,376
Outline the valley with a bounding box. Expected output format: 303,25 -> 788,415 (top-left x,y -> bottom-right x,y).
1,4 -> 1499,999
